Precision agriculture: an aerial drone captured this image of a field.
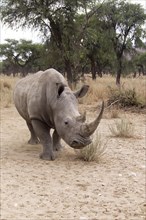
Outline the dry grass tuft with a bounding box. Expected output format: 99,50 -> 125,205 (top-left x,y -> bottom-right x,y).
108,107 -> 121,119
113,78 -> 146,109
77,75 -> 146,110
0,74 -> 146,111
78,76 -> 116,105
0,75 -> 19,108
75,133 -> 107,162
109,119 -> 135,138
3,81 -> 12,89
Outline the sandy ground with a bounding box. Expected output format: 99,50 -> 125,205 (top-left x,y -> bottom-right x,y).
0,105 -> 146,220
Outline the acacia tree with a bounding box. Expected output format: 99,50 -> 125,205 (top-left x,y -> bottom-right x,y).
1,0 -> 100,84
0,39 -> 46,75
99,0 -> 146,84
79,13 -> 115,80
133,52 -> 146,76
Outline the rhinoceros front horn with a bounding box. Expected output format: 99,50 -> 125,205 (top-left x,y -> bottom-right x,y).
81,101 -> 104,137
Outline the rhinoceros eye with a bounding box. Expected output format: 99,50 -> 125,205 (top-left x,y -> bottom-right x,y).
64,121 -> 68,125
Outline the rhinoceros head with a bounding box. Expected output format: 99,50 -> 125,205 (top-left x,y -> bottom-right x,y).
54,83 -> 104,149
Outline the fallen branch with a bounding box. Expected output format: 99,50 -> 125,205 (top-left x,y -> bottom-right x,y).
105,100 -> 119,109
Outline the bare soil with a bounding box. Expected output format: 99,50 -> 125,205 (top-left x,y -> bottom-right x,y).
0,105 -> 146,220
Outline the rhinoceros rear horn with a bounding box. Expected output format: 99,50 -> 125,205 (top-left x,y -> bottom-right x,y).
76,111 -> 86,122
81,101 -> 104,136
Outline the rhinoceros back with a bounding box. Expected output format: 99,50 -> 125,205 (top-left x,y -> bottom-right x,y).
13,71 -> 44,120
13,68 -> 66,122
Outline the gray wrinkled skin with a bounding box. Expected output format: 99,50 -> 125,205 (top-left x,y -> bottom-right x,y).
14,68 -> 103,160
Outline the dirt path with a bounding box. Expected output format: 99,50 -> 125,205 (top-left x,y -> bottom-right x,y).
0,106 -> 146,219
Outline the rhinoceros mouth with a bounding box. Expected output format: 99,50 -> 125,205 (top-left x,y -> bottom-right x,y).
70,137 -> 91,149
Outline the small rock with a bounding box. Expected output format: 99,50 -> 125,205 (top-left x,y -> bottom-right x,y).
129,172 -> 136,177
80,217 -> 88,220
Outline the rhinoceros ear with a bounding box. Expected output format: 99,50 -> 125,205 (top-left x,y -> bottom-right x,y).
74,85 -> 89,98
57,83 -> 65,97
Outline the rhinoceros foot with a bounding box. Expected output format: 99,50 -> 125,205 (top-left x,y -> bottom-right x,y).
28,138 -> 40,145
39,152 -> 55,161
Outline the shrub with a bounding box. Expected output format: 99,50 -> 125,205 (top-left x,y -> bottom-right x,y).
108,87 -> 145,108
75,133 -> 107,162
109,119 -> 134,138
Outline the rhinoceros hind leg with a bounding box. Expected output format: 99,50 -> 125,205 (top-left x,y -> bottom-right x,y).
26,122 -> 40,145
53,130 -> 62,151
31,120 -> 55,161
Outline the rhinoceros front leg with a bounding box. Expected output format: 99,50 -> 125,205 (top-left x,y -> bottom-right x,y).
52,130 -> 62,151
26,121 -> 40,145
31,120 -> 55,160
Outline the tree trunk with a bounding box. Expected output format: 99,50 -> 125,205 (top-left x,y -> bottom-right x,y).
133,71 -> 136,78
91,59 -> 96,80
65,59 -> 73,87
97,69 -> 102,78
116,58 -> 122,85
96,61 -> 102,77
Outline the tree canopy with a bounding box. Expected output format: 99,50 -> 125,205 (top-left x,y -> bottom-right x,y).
98,0 -> 146,84
0,39 -> 47,76
1,0 -> 146,83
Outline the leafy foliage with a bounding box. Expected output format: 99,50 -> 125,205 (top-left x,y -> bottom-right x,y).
133,52 -> 146,76
0,39 -> 47,75
98,0 -> 146,84
0,0 -> 146,83
1,0 -> 98,82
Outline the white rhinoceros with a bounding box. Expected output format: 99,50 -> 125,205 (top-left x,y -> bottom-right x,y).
14,68 -> 104,160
